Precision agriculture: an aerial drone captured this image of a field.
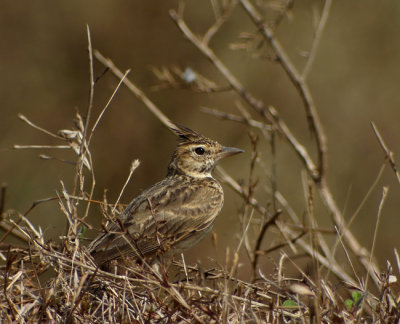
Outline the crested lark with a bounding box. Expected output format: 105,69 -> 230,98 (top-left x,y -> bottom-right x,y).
89,124 -> 243,265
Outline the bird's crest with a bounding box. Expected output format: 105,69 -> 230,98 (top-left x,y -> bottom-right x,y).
170,123 -> 205,142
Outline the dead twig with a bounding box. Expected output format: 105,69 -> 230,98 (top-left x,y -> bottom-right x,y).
251,209 -> 282,280
170,5 -> 380,286
239,0 -> 327,180
371,122 -> 400,184
302,0 -> 333,79
93,50 -> 175,130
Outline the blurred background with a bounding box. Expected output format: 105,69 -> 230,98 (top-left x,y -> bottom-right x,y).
1,1 -> 400,277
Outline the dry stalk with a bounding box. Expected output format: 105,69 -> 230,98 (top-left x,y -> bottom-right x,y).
2,2 -> 398,322
169,2 -> 380,287
371,122 -> 400,184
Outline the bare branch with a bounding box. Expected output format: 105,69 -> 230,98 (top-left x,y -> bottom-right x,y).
217,165 -> 357,286
251,209 -> 282,278
13,145 -> 70,150
203,0 -> 238,45
364,186 -> 388,294
170,2 -> 380,286
201,106 -> 272,131
302,0 -> 332,79
89,69 -> 131,142
94,50 -> 175,130
239,0 -> 327,180
371,121 -> 400,184
17,114 -> 64,140
169,10 -> 319,181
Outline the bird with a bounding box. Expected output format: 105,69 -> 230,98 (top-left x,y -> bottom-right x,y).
89,123 -> 243,267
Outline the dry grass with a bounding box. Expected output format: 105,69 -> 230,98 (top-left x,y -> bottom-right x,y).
2,1 -> 400,323
1,203 -> 399,322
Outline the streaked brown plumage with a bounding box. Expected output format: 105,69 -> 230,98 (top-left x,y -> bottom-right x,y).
89,124 -> 243,265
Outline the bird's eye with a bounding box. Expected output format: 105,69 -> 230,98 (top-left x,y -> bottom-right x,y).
194,147 -> 205,155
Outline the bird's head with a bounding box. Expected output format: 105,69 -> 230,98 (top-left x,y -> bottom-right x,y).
167,124 -> 243,178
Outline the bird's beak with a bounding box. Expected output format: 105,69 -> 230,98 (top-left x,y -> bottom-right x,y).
217,146 -> 244,160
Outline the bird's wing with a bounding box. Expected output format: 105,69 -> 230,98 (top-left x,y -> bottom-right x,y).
90,177 -> 223,263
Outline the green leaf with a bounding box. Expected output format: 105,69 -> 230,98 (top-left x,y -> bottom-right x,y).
352,291 -> 362,304
282,300 -> 298,307
345,299 -> 354,311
